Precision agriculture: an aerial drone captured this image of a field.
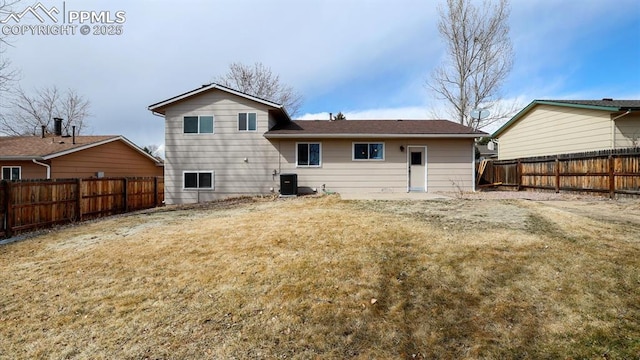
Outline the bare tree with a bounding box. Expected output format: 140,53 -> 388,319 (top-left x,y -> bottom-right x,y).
426,0 -> 515,130
143,144 -> 164,159
214,62 -> 303,117
0,1 -> 20,98
1,85 -> 91,136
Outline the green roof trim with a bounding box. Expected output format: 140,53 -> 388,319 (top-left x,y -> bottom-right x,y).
535,100 -> 623,112
491,99 -> 640,138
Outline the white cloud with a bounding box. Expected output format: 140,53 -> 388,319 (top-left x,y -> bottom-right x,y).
3,0 -> 637,151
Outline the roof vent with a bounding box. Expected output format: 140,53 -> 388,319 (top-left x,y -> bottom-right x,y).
602,98 -> 613,101
53,117 -> 63,136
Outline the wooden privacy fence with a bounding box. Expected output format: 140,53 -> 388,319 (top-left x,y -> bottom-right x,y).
0,177 -> 164,238
479,148 -> 640,198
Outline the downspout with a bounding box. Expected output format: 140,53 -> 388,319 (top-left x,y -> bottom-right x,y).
612,109 -> 632,121
611,110 -> 632,149
472,140 -> 476,192
32,159 -> 51,179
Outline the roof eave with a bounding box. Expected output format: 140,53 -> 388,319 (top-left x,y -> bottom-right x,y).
148,83 -> 287,116
264,133 -> 484,139
492,99 -> 637,138
0,155 -> 45,161
40,136 -> 163,165
535,100 -> 623,112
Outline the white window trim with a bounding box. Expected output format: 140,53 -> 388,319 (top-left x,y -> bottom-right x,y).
2,166 -> 21,180
352,142 -> 385,161
183,115 -> 215,134
182,170 -> 215,190
238,112 -> 258,132
296,142 -> 322,168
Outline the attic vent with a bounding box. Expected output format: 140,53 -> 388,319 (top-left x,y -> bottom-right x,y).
602,98 -> 613,101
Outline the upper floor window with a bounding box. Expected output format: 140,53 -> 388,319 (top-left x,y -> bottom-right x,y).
184,115 -> 214,134
353,143 -> 384,160
2,166 -> 21,180
238,112 -> 257,131
297,143 -> 321,167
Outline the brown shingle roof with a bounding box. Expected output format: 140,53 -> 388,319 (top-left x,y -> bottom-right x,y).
0,135 -> 121,159
265,119 -> 486,138
543,99 -> 640,109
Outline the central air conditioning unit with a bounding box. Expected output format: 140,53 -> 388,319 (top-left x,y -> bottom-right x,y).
280,174 -> 298,196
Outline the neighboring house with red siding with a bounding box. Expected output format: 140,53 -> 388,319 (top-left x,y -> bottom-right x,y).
0,131 -> 163,180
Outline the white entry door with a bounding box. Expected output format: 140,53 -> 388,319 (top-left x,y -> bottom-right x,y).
408,146 -> 426,192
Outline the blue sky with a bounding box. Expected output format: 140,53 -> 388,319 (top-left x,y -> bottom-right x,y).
1,0 -> 639,153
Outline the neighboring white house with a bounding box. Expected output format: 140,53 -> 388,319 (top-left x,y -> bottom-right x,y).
492,99 -> 640,160
149,84 -> 486,204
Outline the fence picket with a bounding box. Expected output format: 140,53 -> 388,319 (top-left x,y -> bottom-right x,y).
479,148 -> 640,197
0,177 -> 164,238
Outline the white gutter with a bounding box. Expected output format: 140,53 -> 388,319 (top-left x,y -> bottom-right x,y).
264,133 -> 484,139
32,159 -> 51,179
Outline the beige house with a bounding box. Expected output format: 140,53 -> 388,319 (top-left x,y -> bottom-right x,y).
149,84 -> 485,204
492,99 -> 640,160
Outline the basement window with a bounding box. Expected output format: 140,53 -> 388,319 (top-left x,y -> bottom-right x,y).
183,171 -> 214,189
353,142 -> 384,160
1,166 -> 21,180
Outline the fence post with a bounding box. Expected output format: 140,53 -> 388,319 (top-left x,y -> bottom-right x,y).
608,155 -> 615,199
517,159 -> 522,191
123,178 -> 129,213
154,177 -> 159,207
76,178 -> 83,222
4,181 -> 12,238
555,157 -> 560,193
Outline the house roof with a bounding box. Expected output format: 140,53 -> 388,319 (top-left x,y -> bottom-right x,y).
0,135 -> 163,164
148,83 -> 291,120
492,99 -> 640,138
264,119 -> 486,139
539,99 -> 640,110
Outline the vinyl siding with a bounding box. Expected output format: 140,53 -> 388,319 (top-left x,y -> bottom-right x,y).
498,105 -> 613,160
0,161 -> 47,179
614,113 -> 640,148
276,138 -> 475,193
163,90 -> 280,204
50,140 -> 163,178
426,139 -> 476,191
0,142 -> 162,180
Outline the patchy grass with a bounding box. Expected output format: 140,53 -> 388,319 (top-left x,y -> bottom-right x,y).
1,195 -> 639,359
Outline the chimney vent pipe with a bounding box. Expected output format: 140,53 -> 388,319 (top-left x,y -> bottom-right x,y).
41,125 -> 46,138
53,118 -> 63,136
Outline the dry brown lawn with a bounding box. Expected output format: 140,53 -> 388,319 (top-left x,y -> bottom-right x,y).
1,195 -> 639,359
